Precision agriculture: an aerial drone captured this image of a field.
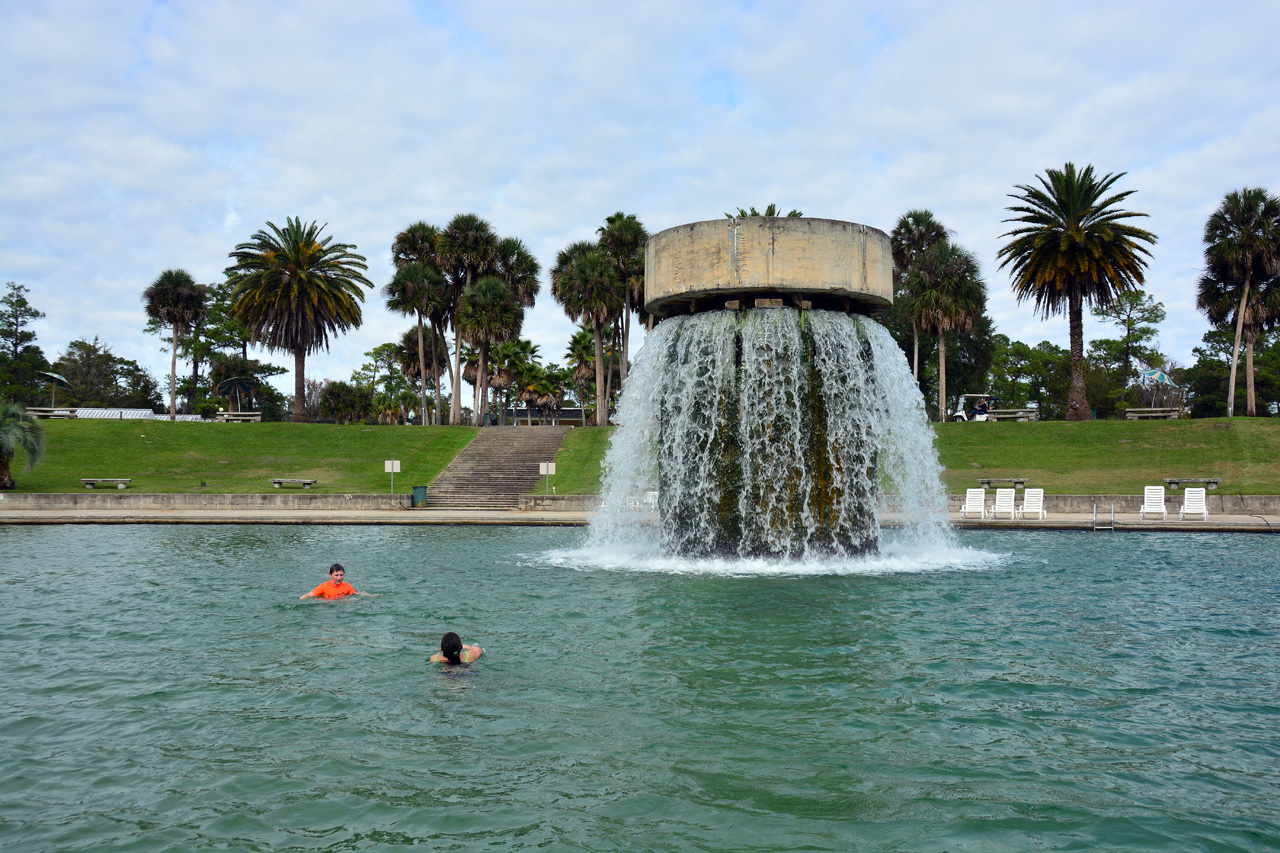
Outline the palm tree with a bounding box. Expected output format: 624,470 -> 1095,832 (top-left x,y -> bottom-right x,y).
597,212 -> 647,388
491,338 -> 539,425
455,276 -> 523,425
225,218 -> 372,422
0,401 -> 44,489
143,269 -> 208,420
1198,256 -> 1280,417
552,243 -> 620,426
564,325 -> 596,415
1200,188 -> 1280,417
998,163 -> 1157,421
493,237 -> 542,308
437,214 -> 498,425
908,240 -> 986,420
384,262 -> 447,426
891,210 -> 950,379
392,221 -> 440,270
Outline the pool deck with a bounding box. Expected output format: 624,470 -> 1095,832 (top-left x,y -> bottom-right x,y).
1,505 -> 1277,533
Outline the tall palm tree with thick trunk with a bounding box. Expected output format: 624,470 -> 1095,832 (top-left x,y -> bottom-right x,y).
456,276 -> 523,425
552,243 -> 620,426
1200,188 -> 1280,417
908,240 -> 985,420
226,218 -> 372,423
891,210 -> 949,380
1197,256 -> 1280,417
0,401 -> 44,489
597,212 -> 647,388
998,163 -> 1156,421
143,269 -> 208,420
437,214 -> 497,425
494,237 -> 541,308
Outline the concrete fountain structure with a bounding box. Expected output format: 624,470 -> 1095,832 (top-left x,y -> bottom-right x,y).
591,217 -> 949,560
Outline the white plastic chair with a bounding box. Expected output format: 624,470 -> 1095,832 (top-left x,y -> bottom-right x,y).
1139,486 -> 1167,520
1180,487 -> 1208,521
960,488 -> 986,518
1018,488 -> 1046,519
991,488 -> 1016,519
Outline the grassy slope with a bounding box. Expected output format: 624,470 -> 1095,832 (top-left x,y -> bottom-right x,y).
934,418 -> 1280,495
8,419 -> 1279,495
12,420 -> 476,494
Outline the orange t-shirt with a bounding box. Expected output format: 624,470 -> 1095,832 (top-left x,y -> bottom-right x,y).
309,580 -> 356,599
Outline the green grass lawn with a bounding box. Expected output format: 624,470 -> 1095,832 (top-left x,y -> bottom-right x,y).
8,418 -> 1279,495
545,426 -> 614,494
11,420 -> 476,494
934,418 -> 1280,494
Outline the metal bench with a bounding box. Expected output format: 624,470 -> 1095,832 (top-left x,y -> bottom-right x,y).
1163,477 -> 1221,491
1124,407 -> 1180,420
271,478 -> 317,489
985,408 -> 1038,422
977,477 -> 1030,490
81,478 -> 132,489
217,412 -> 262,422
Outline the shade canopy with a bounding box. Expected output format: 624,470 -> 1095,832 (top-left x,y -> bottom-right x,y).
37,370 -> 73,389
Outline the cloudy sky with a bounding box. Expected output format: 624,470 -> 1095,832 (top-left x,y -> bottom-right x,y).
3,0 -> 1278,399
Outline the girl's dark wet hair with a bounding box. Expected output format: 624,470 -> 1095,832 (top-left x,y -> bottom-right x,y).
441,631 -> 463,664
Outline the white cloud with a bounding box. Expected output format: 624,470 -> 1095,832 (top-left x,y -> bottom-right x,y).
2,0 -> 1277,393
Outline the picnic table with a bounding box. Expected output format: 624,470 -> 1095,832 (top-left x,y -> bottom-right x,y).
1163,477 -> 1221,490
81,478 -> 131,489
1123,407 -> 1180,420
985,408 -> 1038,422
27,407 -> 77,419
217,411 -> 262,422
977,477 -> 1030,490
271,478 -> 316,489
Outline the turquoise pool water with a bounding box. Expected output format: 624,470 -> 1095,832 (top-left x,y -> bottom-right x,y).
1,525 -> 1277,851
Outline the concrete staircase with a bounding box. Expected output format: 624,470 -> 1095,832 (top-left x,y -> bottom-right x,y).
422,425 -> 573,508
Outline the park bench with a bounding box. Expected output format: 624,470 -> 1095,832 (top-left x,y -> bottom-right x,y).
985,408 -> 1038,422
27,407 -> 77,419
271,478 -> 317,489
977,477 -> 1030,490
1123,407 -> 1180,420
1163,477 -> 1221,490
217,411 -> 262,422
81,478 -> 131,489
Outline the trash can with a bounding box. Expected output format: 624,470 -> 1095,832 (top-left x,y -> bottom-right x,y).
411,486 -> 428,508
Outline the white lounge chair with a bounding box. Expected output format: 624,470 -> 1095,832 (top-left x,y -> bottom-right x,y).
1139,486 -> 1167,520
1180,487 -> 1208,521
992,488 -> 1016,519
960,488 -> 986,518
1018,487 -> 1046,519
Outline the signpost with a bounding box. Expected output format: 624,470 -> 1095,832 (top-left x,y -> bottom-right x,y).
539,461 -> 556,495
385,460 -> 400,494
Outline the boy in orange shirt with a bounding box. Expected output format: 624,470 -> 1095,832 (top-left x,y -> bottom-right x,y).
300,564 -> 363,600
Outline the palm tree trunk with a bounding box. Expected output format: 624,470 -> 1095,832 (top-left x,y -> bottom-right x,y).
451,324 -> 464,425
432,321 -> 447,425
169,324 -> 179,421
620,291 -> 631,388
416,314 -> 428,427
937,333 -> 947,422
475,344 -> 488,426
1245,327 -> 1257,417
1227,277 -> 1250,418
592,319 -> 606,426
1066,289 -> 1089,421
293,348 -> 307,422
912,325 -> 919,380
0,449 -> 13,490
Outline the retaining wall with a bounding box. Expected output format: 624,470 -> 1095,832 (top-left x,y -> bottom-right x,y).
944,493 -> 1280,515
0,493 -> 410,511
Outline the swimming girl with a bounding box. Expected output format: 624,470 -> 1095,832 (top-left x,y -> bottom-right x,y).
430,631 -> 483,664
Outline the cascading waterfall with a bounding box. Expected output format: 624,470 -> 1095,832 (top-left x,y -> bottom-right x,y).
589,308 -> 950,559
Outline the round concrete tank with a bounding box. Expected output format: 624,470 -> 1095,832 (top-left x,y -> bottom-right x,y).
644,217 -> 893,319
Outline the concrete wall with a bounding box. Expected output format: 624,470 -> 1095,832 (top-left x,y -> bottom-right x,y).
518,495 -> 602,511
0,493 -> 410,510
943,493 -> 1280,515
644,217 -> 893,317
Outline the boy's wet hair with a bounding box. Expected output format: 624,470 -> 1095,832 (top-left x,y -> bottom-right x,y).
329,563 -> 344,575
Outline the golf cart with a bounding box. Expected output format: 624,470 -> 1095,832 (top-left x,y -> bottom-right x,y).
951,394 -> 998,422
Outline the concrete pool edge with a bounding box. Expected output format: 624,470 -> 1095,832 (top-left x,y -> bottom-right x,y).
1,494 -> 1277,532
